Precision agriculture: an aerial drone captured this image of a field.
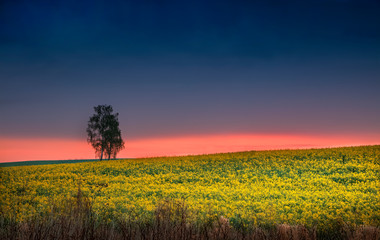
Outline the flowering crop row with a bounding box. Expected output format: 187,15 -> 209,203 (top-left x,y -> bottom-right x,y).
0,146 -> 379,229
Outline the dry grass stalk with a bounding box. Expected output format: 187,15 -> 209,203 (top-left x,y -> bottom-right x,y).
0,191 -> 379,240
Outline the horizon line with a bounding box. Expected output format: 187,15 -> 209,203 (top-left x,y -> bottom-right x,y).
1,143 -> 378,164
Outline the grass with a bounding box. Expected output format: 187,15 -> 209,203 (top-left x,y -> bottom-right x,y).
1,186 -> 379,240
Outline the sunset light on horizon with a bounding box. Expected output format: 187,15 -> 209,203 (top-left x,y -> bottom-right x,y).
1,133 -> 379,163
1,1 -> 380,163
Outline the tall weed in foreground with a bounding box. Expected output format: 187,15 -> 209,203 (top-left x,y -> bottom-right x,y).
1,187 -> 379,240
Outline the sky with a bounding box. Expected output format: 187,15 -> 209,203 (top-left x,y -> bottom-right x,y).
1,0 -> 379,162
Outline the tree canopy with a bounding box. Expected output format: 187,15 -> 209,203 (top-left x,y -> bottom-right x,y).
87,105 -> 125,160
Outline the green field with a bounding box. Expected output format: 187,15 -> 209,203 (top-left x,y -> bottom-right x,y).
0,158 -> 134,168
0,159 -> 99,167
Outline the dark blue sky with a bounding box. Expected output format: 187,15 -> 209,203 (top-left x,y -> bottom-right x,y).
1,0 -> 379,140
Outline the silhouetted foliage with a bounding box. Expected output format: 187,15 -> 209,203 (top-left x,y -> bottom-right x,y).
87,105 -> 125,160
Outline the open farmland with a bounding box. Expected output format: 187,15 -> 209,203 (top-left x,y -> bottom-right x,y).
1,146 -> 379,239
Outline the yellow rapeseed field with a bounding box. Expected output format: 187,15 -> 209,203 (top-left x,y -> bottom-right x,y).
1,146 -> 379,229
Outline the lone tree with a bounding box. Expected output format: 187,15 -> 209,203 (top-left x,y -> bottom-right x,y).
87,105 -> 125,160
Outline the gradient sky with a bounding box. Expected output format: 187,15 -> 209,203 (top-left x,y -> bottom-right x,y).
1,0 -> 379,161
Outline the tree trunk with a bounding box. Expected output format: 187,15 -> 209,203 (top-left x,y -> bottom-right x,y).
100,148 -> 103,161
108,144 -> 112,160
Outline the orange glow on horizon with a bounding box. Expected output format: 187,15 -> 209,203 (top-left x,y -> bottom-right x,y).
1,134 -> 379,163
